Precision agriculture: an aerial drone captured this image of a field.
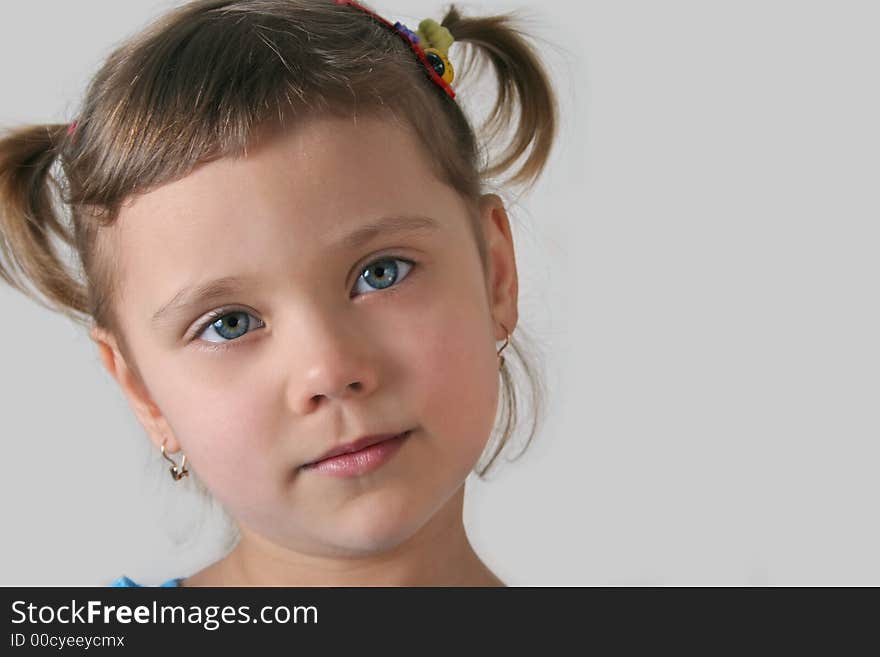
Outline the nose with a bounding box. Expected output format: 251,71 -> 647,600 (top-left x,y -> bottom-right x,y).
285,306 -> 379,414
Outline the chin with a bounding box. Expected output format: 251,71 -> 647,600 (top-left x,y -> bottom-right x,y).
325,493 -> 429,556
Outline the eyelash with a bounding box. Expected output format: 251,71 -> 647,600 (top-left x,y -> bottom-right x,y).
189,254 -> 417,353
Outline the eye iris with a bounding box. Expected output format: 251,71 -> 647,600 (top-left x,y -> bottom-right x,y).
213,311 -> 249,340
363,258 -> 398,290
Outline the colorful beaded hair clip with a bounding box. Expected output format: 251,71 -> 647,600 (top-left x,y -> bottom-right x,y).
334,0 -> 456,99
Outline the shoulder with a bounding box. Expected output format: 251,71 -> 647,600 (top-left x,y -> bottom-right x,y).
109,575 -> 182,587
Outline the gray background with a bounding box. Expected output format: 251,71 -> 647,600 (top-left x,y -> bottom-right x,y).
1,0 -> 877,586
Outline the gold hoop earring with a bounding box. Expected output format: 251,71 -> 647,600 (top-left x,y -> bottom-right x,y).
161,440 -> 189,481
497,322 -> 511,370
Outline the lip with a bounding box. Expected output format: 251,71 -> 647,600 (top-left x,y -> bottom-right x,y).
300,430 -> 412,477
305,430 -> 412,466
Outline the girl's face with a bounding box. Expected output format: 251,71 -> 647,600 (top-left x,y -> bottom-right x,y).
96,116 -> 518,557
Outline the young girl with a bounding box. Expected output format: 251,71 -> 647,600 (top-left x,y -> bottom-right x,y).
0,0 -> 556,586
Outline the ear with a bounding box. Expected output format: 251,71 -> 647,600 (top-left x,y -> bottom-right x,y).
89,325 -> 183,455
478,193 -> 519,340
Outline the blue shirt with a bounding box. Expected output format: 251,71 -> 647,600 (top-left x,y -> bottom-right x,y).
110,575 -> 183,587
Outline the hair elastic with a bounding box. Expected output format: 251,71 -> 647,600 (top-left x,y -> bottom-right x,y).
334,0 -> 456,99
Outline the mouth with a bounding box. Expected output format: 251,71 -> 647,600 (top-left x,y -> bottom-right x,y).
299,430 -> 412,477
306,429 -> 414,464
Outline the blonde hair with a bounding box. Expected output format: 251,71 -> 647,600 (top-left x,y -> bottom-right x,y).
0,0 -> 556,478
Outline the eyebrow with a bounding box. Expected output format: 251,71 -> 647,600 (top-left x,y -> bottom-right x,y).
151,214 -> 440,327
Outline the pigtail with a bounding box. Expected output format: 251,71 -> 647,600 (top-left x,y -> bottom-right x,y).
442,4 -> 558,190
0,123 -> 89,324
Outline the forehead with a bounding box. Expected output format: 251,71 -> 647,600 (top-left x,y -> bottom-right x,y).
117,115 -> 440,244
112,115 -> 465,323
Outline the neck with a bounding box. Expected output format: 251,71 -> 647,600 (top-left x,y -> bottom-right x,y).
183,485 -> 505,587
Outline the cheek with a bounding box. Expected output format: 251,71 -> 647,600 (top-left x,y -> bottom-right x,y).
160,376 -> 281,507
403,285 -> 499,464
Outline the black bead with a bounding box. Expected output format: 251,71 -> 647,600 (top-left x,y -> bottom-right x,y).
425,51 -> 445,78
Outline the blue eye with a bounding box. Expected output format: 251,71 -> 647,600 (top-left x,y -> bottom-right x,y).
196,310 -> 265,345
192,256 -> 415,349
352,256 -> 414,296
